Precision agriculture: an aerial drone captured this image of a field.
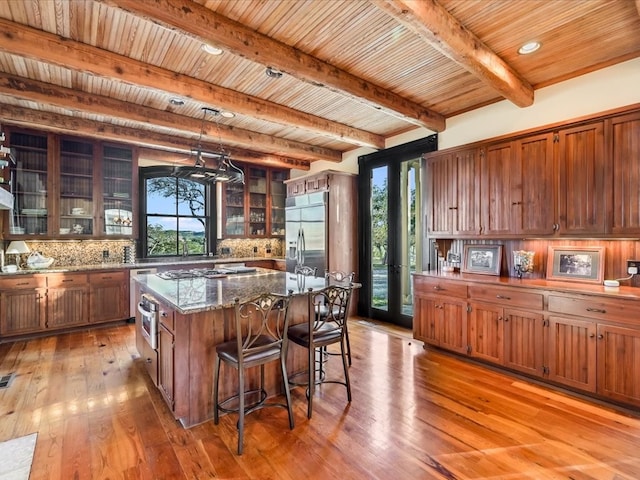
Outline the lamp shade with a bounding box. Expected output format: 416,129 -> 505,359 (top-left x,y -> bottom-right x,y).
6,240 -> 31,254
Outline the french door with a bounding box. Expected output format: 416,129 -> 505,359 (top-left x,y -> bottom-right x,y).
358,136 -> 437,328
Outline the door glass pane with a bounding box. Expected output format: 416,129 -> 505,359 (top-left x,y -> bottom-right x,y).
371,166 -> 388,312
400,159 -> 421,316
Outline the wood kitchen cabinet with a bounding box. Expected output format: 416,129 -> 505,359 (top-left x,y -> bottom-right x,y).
412,272 -> 640,409
59,137 -> 95,236
222,165 -> 287,238
556,121 -> 606,235
89,270 -> 129,323
284,170 -> 358,278
480,134 -> 555,237
4,127 -> 136,239
547,315 -> 598,392
0,269 -> 130,339
423,106 -> 638,241
0,275 -> 46,336
468,285 -> 544,375
6,130 -> 50,236
46,273 -> 90,330
157,300 -> 176,411
610,111 -> 640,234
596,323 -> 640,405
413,276 -> 468,354
426,146 -> 481,237
547,293 -> 640,402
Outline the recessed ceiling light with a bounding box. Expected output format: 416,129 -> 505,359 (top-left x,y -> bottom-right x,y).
169,97 -> 185,106
518,41 -> 541,55
201,43 -> 223,56
220,111 -> 235,118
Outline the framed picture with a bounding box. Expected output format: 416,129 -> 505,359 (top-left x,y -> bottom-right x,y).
546,246 -> 605,284
462,245 -> 503,276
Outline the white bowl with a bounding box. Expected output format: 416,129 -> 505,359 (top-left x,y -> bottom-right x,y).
27,258 -> 55,269
1,265 -> 18,273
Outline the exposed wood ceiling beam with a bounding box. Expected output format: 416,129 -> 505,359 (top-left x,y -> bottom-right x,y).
0,73 -> 341,163
373,0 -> 534,108
0,104 -> 309,170
105,0 -> 446,132
0,18 -> 384,149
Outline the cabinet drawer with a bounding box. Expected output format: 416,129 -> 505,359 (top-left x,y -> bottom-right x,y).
90,270 -> 128,283
548,294 -> 640,325
47,273 -> 89,287
413,275 -> 467,298
468,285 -> 543,310
0,275 -> 45,289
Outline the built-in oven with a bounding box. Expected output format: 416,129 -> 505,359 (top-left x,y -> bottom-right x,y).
137,293 -> 159,350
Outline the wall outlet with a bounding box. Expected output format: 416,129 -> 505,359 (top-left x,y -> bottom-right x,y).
627,260 -> 640,275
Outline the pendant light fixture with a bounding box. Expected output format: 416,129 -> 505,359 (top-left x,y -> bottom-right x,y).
171,107 -> 244,184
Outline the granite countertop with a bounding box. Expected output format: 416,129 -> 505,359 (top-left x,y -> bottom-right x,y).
0,256 -> 285,276
134,268 -> 342,314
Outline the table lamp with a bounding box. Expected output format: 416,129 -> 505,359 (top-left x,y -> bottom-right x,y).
6,240 -> 31,270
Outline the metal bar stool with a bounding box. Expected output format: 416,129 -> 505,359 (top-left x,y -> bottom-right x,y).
324,270 -> 355,366
213,292 -> 294,455
288,285 -> 352,419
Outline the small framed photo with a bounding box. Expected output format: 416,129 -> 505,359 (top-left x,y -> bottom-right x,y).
462,245 -> 503,276
546,246 -> 605,284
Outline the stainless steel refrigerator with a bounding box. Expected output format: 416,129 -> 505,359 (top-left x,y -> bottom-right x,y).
285,191 -> 327,274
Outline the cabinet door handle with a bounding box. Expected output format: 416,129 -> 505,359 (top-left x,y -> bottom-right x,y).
598,334 -> 604,340
16,282 -> 30,286
586,308 -> 606,314
433,286 -> 442,291
161,311 -> 168,317
448,206 -> 458,210
62,279 -> 73,283
589,333 -> 596,338
511,201 -> 522,205
496,295 -> 511,300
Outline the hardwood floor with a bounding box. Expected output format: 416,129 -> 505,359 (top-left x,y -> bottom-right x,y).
1,318 -> 639,479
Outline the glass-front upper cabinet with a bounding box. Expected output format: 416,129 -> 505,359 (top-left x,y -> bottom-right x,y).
221,165 -> 287,238
270,170 -> 286,236
224,181 -> 245,236
9,131 -> 49,236
5,128 -> 136,239
248,167 -> 267,236
103,144 -> 134,236
59,138 -> 94,236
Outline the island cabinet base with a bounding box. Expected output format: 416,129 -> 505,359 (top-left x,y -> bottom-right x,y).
145,294 -> 311,428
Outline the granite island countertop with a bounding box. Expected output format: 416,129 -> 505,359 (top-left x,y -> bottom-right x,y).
133,268 -> 343,315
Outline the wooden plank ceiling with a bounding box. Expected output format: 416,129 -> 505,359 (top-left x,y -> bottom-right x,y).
0,0 -> 638,170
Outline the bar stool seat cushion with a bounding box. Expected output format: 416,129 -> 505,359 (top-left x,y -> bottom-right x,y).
288,322 -> 341,347
216,335 -> 281,367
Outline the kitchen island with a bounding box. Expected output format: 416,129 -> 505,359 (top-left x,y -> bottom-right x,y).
133,268 -> 350,427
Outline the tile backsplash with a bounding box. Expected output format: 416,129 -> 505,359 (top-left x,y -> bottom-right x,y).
1,238 -> 284,269
3,239 -> 136,268
216,238 -> 284,258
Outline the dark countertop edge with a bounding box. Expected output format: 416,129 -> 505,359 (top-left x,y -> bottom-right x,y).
413,270 -> 640,300
0,256 -> 285,276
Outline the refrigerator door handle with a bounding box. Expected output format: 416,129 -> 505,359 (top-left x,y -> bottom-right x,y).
295,228 -> 302,265
300,228 -> 306,265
